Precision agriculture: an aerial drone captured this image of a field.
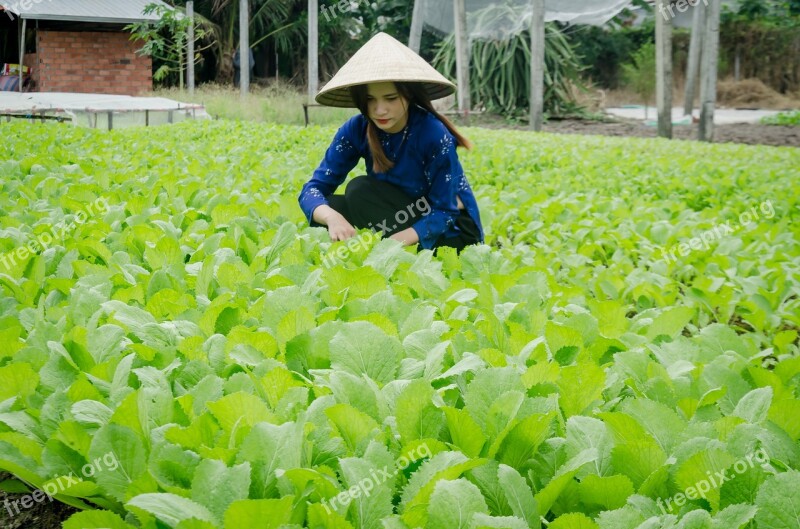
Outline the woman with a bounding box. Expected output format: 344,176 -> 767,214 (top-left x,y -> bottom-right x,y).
298,32 -> 483,252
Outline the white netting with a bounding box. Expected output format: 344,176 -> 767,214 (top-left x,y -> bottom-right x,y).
421,0 -> 634,40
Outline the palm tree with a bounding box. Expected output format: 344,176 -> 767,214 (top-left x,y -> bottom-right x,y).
167,0 -> 417,85
172,0 -> 305,82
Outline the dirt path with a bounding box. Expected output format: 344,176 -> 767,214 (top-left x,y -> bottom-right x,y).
452,113 -> 799,148
542,118 -> 800,148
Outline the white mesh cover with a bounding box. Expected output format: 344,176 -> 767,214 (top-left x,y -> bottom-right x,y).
422,0 -> 633,40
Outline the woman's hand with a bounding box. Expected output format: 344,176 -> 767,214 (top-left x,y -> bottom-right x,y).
327,214 -> 357,242
313,205 -> 356,241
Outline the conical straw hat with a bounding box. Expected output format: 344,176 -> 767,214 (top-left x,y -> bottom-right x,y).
315,32 -> 456,108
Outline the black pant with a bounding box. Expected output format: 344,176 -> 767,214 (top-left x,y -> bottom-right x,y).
321,175 -> 480,253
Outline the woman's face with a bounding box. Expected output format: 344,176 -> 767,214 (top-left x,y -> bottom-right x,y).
366,82 -> 409,133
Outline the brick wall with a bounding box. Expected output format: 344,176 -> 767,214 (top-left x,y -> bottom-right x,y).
23,53 -> 37,87
34,30 -> 152,95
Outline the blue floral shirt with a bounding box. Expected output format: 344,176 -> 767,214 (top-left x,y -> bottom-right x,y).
298,104 -> 484,249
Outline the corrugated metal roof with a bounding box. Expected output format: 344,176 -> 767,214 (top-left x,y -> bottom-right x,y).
0,0 -> 174,24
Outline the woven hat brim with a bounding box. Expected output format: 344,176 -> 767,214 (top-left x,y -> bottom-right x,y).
314,32 -> 456,108
316,79 -> 455,108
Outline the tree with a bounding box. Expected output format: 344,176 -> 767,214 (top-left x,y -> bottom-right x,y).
737,0 -> 770,19
177,0 -> 306,83
432,3 -> 585,119
133,0 -> 420,87
622,41 -> 657,119
127,3 -> 214,89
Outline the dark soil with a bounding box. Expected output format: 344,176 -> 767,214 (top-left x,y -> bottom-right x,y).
0,473 -> 78,529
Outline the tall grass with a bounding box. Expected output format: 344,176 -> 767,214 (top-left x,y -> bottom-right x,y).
149,81 -> 358,126
146,81 -> 582,129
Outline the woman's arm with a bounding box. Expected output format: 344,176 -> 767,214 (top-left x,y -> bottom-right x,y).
389,227 -> 420,246
298,119 -> 362,226
410,132 -> 463,249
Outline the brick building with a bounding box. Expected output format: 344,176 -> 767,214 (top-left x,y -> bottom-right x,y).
0,0 -> 171,95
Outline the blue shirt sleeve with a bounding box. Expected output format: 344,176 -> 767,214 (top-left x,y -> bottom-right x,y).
411,131 -> 462,249
298,118 -> 362,222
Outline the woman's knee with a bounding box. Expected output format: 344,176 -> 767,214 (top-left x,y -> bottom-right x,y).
344,175 -> 372,200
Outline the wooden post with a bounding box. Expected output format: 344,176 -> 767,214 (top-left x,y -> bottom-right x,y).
699,0 -> 721,142
18,17 -> 26,92
683,0 -> 704,115
308,0 -> 319,103
529,0 -> 545,131
454,0 -> 470,116
187,1 -> 195,95
655,0 -> 673,138
239,0 -> 249,96
409,0 -> 423,53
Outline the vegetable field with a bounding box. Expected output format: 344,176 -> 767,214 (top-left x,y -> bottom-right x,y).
1,120 -> 799,529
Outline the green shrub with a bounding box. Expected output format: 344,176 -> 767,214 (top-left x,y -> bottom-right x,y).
761,110 -> 800,125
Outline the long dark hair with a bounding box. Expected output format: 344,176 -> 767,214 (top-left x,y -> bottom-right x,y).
349,82 -> 473,174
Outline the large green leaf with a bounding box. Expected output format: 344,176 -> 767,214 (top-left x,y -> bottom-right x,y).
754,471 -> 800,529
395,379 -> 444,444
223,497 -> 295,529
127,493 -> 217,527
329,322 -> 402,385
236,421 -> 304,498
191,459 -> 251,520
326,403 -> 381,454
206,391 -> 276,446
557,363 -> 605,417
62,510 -> 135,529
731,387 -> 773,424
497,464 -> 540,529
338,454 -> 394,529
549,513 -> 599,529
426,478 -> 489,529
0,363 -> 39,402
672,448 -> 737,512
88,424 -> 147,502
443,406 -> 487,458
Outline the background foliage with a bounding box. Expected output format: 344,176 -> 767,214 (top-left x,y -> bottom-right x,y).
432,17 -> 585,118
